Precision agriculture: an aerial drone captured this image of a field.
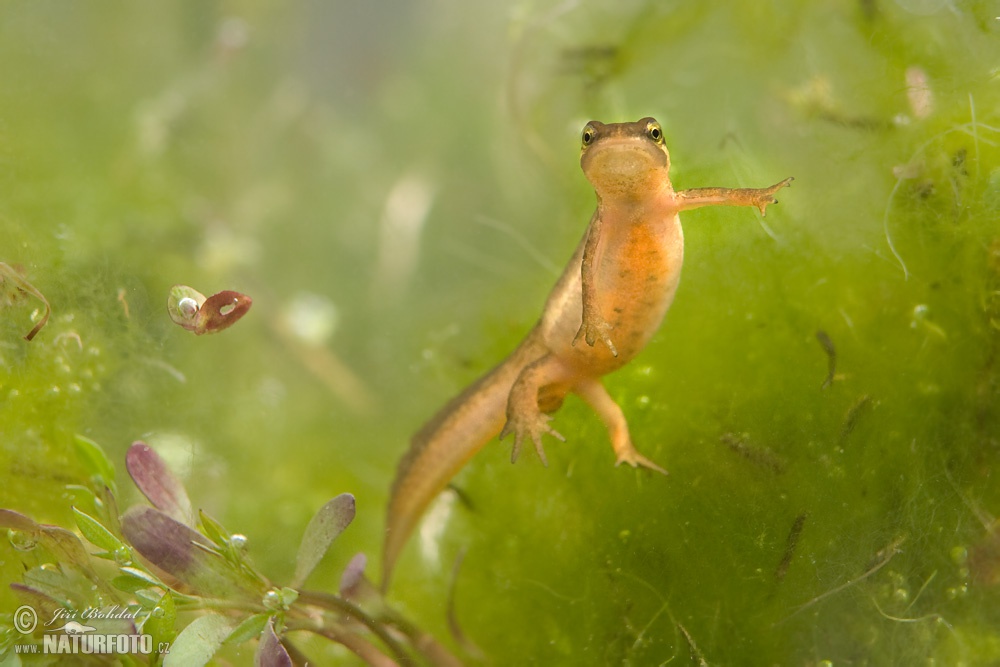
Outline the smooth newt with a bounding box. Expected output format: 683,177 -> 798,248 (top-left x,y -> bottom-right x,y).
383,117 -> 792,587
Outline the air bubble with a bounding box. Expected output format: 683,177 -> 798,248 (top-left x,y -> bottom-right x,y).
945,584 -> 968,600
950,545 -> 968,565
218,17 -> 249,51
113,546 -> 132,565
177,297 -> 200,320
8,529 -> 37,551
257,377 -> 286,407
283,292 -> 339,345
262,590 -> 282,610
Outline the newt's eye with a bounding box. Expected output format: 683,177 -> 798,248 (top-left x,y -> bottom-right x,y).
647,122 -> 663,143
581,125 -> 596,147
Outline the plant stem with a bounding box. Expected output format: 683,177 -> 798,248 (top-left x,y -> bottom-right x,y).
296,590 -> 415,667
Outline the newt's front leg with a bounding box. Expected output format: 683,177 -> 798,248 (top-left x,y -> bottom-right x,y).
677,177 -> 793,215
571,211 -> 618,357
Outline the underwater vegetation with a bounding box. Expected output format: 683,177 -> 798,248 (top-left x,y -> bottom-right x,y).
166,285 -> 253,336
0,264 -> 51,342
2,439 -> 458,664
1,0 -> 999,664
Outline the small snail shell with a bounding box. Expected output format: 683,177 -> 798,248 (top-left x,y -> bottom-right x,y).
167,285 -> 252,335
167,285 -> 207,332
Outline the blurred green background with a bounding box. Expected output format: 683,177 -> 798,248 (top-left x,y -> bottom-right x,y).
2,0 -> 999,664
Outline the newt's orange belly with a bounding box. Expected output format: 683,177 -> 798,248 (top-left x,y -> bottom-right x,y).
549,214 -> 684,376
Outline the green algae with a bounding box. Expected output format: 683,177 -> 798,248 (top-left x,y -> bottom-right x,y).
1,1 -> 998,664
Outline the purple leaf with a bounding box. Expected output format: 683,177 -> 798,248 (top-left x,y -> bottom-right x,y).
195,290 -> 252,335
39,526 -> 97,573
1,510 -> 109,591
339,552 -> 368,598
121,506 -> 261,600
126,442 -> 193,524
255,618 -> 292,667
10,584 -> 65,633
0,508 -> 39,532
292,493 -> 355,587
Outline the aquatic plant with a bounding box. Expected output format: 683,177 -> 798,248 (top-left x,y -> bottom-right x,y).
0,438 -> 459,666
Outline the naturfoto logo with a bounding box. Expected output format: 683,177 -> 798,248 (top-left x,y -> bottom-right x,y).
45,605 -> 141,628
12,605 -> 167,657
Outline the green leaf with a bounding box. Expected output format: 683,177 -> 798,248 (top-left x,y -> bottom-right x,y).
198,509 -> 230,548
112,565 -> 164,594
100,484 -> 123,538
0,646 -> 24,666
144,591 -> 177,656
119,566 -> 163,587
65,484 -> 101,517
224,613 -> 270,647
111,574 -> 152,594
166,284 -> 206,332
292,493 -> 355,587
73,434 -> 116,486
134,589 -> 161,609
72,506 -> 125,553
163,613 -> 231,667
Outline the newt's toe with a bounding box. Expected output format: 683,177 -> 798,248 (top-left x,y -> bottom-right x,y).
615,450 -> 668,475
502,413 -> 564,466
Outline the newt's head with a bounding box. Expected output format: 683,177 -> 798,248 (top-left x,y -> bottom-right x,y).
580,117 -> 671,200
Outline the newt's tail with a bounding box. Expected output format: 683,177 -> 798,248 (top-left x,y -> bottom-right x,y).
381,330 -> 545,590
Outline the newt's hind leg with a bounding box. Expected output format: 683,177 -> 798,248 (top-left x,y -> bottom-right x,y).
500,354 -> 572,466
573,378 -> 667,475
